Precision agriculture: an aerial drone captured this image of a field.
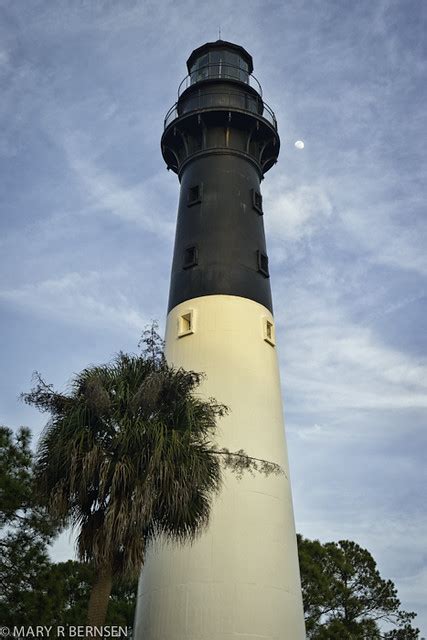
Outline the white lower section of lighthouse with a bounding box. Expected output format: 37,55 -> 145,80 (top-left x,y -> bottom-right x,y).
134,294 -> 306,640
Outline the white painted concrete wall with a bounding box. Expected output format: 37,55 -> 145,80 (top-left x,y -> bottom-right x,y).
134,295 -> 306,640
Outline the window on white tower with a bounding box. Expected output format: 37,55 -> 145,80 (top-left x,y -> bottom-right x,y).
178,310 -> 195,338
263,317 -> 275,346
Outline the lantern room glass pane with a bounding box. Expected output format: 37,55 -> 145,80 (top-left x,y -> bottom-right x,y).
190,49 -> 249,85
223,51 -> 239,79
209,50 -> 221,77
190,54 -> 208,84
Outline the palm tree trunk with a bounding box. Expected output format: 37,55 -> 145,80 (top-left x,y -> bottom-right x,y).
86,565 -> 113,628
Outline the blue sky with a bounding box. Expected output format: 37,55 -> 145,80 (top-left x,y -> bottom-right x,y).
1,0 -> 426,633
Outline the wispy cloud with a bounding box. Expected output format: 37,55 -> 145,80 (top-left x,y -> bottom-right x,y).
63,137 -> 175,238
341,202 -> 427,277
264,179 -> 333,244
0,271 -> 148,334
275,283 -> 427,412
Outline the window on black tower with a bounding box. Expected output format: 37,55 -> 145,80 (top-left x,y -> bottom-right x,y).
183,246 -> 198,269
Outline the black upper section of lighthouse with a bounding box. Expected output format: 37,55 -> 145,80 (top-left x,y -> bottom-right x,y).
163,41 -> 280,313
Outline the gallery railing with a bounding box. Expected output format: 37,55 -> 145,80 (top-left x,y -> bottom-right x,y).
164,89 -> 277,130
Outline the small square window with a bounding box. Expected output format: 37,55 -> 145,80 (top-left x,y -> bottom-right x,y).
252,189 -> 263,214
188,184 -> 202,206
257,250 -> 269,277
263,317 -> 275,346
178,310 -> 195,337
183,246 -> 198,269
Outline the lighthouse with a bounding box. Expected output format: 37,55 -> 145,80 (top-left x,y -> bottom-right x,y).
134,40 -> 306,639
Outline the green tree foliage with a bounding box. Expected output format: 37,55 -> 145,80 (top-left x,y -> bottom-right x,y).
41,561 -> 136,626
0,425 -> 32,525
298,535 -> 420,639
23,326 -> 280,626
0,426 -> 61,625
0,425 -> 55,536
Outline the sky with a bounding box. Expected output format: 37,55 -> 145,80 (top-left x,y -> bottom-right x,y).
0,0 -> 426,634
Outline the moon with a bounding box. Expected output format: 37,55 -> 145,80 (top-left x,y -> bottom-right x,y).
294,140 -> 305,149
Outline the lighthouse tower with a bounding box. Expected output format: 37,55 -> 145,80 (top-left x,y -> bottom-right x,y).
134,40 -> 306,640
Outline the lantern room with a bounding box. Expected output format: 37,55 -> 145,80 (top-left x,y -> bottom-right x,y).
186,40 -> 254,88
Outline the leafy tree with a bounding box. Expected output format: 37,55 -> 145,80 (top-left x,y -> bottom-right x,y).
0,426 -> 60,625
23,327 -> 279,626
43,561 -> 136,626
0,425 -> 55,536
0,426 -> 32,525
298,535 -> 420,639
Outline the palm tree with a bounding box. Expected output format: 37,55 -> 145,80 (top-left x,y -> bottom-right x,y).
23,328 -> 279,626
